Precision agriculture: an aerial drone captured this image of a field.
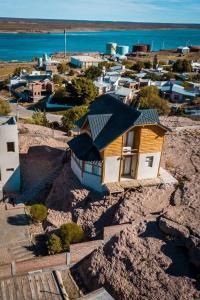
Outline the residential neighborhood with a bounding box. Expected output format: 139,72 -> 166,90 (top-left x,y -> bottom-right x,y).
0,8 -> 200,300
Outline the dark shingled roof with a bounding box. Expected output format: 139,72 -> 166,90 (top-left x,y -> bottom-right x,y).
70,94 -> 168,158
68,133 -> 101,161
88,114 -> 112,140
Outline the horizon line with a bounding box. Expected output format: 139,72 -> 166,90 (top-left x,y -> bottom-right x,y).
0,16 -> 200,26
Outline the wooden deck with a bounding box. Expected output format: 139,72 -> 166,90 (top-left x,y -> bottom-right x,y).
104,177 -> 162,194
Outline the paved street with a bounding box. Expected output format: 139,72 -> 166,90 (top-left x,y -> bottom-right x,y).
0,206 -> 30,248
0,96 -> 62,124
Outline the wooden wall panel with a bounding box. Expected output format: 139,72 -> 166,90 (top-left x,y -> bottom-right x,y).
138,125 -> 164,153
103,136 -> 123,156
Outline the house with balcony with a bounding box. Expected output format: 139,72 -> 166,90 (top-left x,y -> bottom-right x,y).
68,95 -> 169,192
0,116 -> 20,200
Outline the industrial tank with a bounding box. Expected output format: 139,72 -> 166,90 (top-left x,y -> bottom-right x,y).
190,46 -> 200,53
43,53 -> 48,61
38,57 -> 43,68
116,45 -> 129,55
132,44 -> 151,53
106,42 -> 117,55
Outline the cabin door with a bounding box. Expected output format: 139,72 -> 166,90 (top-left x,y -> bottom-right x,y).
123,157 -> 132,175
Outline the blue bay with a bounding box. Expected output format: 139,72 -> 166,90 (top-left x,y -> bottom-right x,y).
0,29 -> 200,61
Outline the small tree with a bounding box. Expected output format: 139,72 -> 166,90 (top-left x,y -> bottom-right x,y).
58,63 -> 69,74
61,105 -> 88,132
132,61 -> 144,72
29,112 -> 49,127
0,100 -> 11,116
46,234 -> 62,255
139,86 -> 170,115
59,222 -> 84,246
173,59 -> 192,73
30,204 -> 48,223
13,67 -> 23,77
53,74 -> 63,86
84,66 -> 102,80
144,61 -> 152,69
70,77 -> 97,105
153,55 -> 158,69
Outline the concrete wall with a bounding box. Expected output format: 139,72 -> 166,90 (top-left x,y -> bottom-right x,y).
103,156 -> 120,183
137,152 -> 161,180
0,122 -> 20,193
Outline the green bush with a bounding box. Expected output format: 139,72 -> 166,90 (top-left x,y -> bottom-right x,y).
30,204 -> 48,223
61,105 -> 88,132
84,66 -> 102,80
70,77 -> 97,105
13,67 -> 23,76
172,59 -> 192,73
59,222 -> 84,246
132,61 -> 144,72
57,63 -> 69,74
53,74 -> 63,86
139,86 -> 170,115
0,100 -> 11,116
26,112 -> 49,127
46,233 -> 63,255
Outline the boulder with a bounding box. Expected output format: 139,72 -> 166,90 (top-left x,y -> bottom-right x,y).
159,217 -> 190,239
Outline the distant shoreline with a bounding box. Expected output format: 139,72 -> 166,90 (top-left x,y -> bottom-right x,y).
1,28 -> 200,34
0,17 -> 200,33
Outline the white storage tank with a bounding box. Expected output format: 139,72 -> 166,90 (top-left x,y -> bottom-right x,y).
106,42 -> 117,55
116,45 -> 129,56
43,53 -> 48,61
38,57 -> 43,68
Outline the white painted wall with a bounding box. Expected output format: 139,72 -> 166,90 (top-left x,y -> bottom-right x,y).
0,118 -> 20,194
71,156 -> 82,182
103,156 -> 120,183
137,152 -> 161,180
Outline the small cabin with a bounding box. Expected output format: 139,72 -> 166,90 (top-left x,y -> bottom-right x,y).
68,95 -> 168,192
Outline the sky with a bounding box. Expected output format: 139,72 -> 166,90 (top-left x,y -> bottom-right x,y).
0,0 -> 200,24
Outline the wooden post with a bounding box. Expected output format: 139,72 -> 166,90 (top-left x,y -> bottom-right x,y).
66,252 -> 71,266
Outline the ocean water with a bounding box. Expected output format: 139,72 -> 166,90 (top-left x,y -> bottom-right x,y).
0,29 -> 200,61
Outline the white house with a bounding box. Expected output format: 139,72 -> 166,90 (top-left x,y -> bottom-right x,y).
0,116 -> 20,199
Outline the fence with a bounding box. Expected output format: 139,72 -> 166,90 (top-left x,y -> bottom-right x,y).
0,222 -> 130,280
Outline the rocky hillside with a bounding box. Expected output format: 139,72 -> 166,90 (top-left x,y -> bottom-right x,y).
46,116 -> 200,299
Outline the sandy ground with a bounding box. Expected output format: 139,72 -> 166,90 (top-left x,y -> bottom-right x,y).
45,116 -> 200,299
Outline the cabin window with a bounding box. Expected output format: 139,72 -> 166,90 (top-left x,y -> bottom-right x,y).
7,142 -> 15,152
93,162 -> 102,176
84,162 -> 101,176
85,163 -> 93,173
145,156 -> 154,167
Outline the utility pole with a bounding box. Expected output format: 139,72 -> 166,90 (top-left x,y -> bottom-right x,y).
64,29 -> 67,58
